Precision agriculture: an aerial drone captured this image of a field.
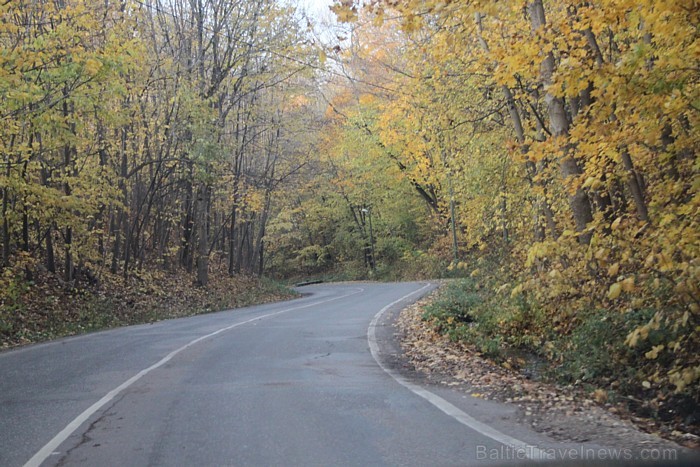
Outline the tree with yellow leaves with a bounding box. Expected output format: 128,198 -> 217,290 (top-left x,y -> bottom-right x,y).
327,0 -> 698,421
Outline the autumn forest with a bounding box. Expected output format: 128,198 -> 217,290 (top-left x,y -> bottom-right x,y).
1,0 -> 698,438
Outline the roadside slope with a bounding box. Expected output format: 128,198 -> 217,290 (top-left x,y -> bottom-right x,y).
393,288 -> 696,453
1,267 -> 295,349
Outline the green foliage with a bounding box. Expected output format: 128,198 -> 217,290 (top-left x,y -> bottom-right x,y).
423,266 -> 698,414
554,308 -> 658,387
422,279 -> 480,323
295,245 -> 334,272
421,279 -> 481,341
265,107 -> 448,281
421,275 -> 545,356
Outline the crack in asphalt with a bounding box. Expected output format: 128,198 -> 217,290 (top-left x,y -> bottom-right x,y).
55,393 -> 128,466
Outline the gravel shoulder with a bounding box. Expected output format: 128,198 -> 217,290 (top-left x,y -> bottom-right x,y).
391,289 -> 698,456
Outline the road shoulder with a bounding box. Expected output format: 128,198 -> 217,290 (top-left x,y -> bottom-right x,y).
373,286 -> 692,462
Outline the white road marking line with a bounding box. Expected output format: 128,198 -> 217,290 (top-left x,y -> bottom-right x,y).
24,287 -> 364,467
367,283 -> 553,461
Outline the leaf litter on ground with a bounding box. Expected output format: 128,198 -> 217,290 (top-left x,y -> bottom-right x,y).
395,289 -> 698,452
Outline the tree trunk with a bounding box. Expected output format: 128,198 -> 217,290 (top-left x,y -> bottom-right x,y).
180,162 -> 194,273
110,211 -> 121,274
528,0 -> 593,244
236,221 -> 249,274
228,202 -> 237,276
39,167 -> 55,273
253,200 -> 270,276
1,183 -> 9,268
621,150 -> 649,222
46,224 -> 56,273
195,183 -> 210,286
62,97 -> 75,283
21,161 -> 29,252
113,125 -> 128,275
476,12 -> 557,241
1,134 -> 14,268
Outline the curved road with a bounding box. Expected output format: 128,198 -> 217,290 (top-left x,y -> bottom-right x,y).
2,282 -> 577,466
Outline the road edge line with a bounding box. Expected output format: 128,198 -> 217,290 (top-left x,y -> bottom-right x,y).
367,282 -> 553,461
24,287 -> 364,467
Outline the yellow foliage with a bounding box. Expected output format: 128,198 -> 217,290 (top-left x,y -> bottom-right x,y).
608,282 -> 622,300
316,0 -> 699,400
645,345 -> 664,360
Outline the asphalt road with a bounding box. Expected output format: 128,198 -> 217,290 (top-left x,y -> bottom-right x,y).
1,282 -> 578,466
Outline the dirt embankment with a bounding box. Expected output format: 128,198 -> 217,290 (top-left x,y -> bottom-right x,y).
1,268 -> 296,349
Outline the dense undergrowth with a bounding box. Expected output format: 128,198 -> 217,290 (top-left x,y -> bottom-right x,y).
421,254 -> 699,438
0,266 -> 296,349
281,254 -> 458,285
